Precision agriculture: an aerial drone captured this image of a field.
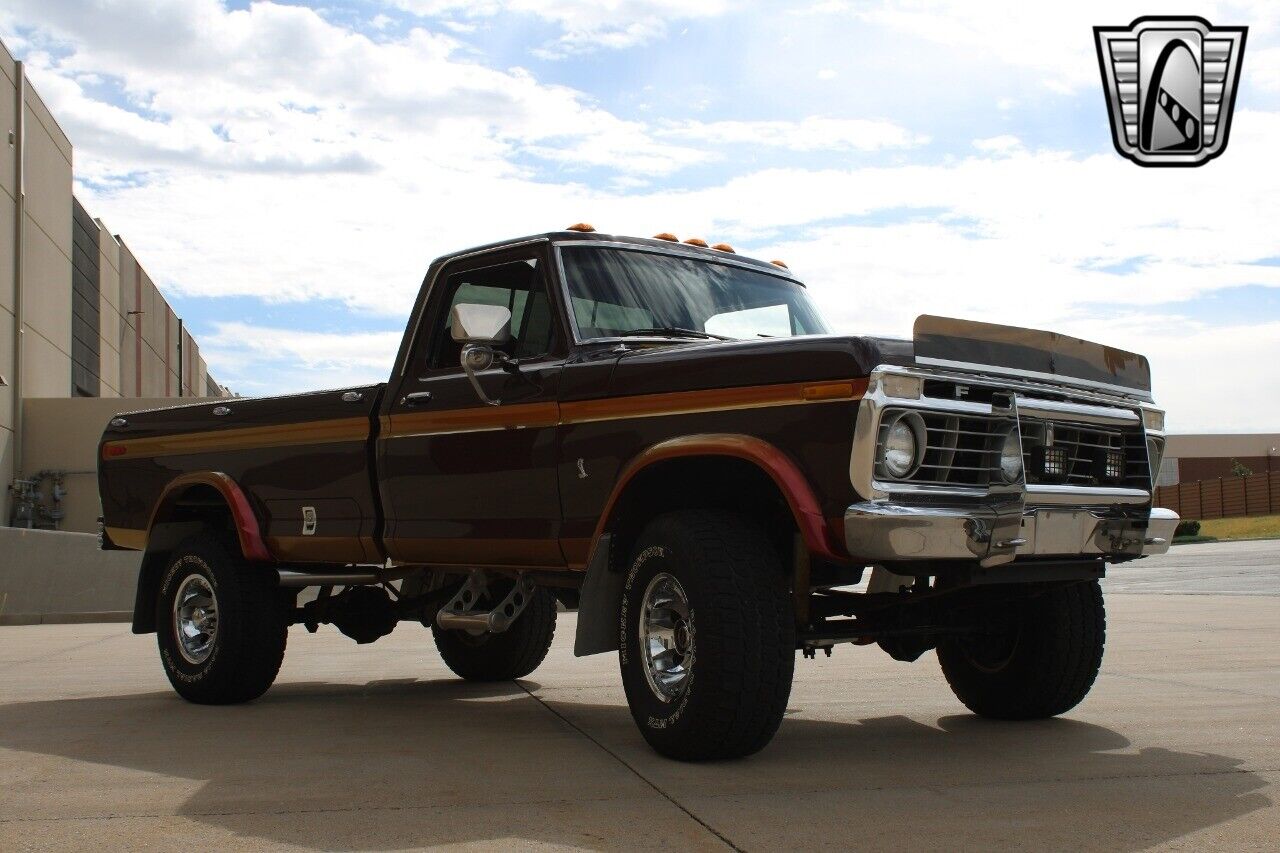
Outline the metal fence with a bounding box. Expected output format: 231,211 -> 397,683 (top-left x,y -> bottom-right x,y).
1154,471 -> 1280,520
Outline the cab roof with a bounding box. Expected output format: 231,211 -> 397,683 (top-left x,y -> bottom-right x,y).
433,230 -> 801,283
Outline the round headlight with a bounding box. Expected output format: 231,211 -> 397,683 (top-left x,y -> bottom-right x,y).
999,429 -> 1023,483
882,413 -> 923,479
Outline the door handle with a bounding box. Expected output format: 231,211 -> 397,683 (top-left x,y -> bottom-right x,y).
341,391 -> 364,403
212,406 -> 232,417
400,391 -> 433,407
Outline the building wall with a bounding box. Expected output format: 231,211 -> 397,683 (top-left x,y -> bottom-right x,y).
17,65 -> 74,401
1176,455 -> 1277,483
71,198 -> 101,396
1160,433 -> 1280,484
97,220 -> 123,397
21,396 -> 221,534
1,36 -> 230,527
2,41 -> 76,525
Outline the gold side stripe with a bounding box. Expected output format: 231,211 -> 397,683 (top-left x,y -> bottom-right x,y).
384,401 -> 559,438
384,379 -> 864,437
104,380 -> 867,457
558,379 -> 864,426
103,417 -> 369,459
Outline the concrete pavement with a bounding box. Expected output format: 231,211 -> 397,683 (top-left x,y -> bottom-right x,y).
1,545 -> 1278,850
1104,538 -> 1280,596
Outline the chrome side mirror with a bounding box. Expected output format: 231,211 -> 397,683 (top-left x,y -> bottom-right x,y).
452,303 -> 512,407
451,303 -> 511,345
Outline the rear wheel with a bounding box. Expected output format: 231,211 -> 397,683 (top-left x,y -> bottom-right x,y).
619,510 -> 795,761
432,585 -> 557,681
156,535 -> 287,704
938,580 -> 1105,719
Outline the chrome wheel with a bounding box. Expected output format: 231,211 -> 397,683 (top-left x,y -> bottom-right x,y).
639,572 -> 694,702
173,573 -> 219,665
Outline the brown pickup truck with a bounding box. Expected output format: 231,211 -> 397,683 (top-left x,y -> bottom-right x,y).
98,225 -> 1177,760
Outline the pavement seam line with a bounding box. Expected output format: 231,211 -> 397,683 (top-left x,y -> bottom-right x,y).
1104,669 -> 1280,701
513,680 -> 744,853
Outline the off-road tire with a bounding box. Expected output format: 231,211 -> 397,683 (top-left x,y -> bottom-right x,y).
619,510 -> 795,761
432,587 -> 557,681
937,580 -> 1105,719
156,535 -> 288,704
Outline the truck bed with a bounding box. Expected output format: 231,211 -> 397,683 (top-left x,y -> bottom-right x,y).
99,385 -> 386,563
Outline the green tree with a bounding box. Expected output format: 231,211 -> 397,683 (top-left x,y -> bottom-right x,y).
1230,458 -> 1253,477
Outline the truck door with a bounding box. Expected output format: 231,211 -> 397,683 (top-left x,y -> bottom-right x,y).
378,246 -> 567,568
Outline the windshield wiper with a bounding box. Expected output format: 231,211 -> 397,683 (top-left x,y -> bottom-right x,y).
616,326 -> 733,341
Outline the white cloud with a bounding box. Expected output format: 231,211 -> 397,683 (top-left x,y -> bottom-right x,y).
1251,46 -> 1280,92
972,134 -> 1021,153
805,1 -> 1280,94
817,68 -> 837,80
661,117 -> 928,151
391,0 -> 730,57
7,0 -> 707,181
202,323 -> 403,393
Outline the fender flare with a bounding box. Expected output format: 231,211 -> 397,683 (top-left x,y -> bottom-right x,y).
130,472 -> 272,634
590,433 -> 844,563
574,434 -> 844,657
147,472 -> 273,562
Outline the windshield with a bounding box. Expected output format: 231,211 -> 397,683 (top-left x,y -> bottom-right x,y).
559,246 -> 830,341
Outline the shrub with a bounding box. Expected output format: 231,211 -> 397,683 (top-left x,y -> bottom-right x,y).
1230,459 -> 1254,477
1174,520 -> 1201,538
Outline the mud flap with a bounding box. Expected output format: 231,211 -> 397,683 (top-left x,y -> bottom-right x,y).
573,534 -> 623,657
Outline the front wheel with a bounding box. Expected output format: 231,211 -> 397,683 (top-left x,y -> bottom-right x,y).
155,535 -> 288,704
619,510 -> 795,761
937,580 -> 1105,719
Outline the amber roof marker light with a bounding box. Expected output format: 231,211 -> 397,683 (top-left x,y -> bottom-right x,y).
770,259 -> 789,269
565,222 -> 596,232
653,232 -> 679,242
711,243 -> 736,253
683,237 -> 709,248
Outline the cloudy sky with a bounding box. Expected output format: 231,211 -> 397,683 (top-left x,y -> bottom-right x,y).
3,1 -> 1279,431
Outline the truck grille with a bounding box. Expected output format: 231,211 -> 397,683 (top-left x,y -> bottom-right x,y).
876,404 -> 1152,489
1018,417 -> 1151,488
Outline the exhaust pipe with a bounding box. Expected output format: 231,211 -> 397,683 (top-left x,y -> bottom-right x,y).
436,610 -> 500,632
277,569 -> 383,588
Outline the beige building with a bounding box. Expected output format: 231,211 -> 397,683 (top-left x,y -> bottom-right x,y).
2,38 -> 229,529
1161,433 -> 1280,486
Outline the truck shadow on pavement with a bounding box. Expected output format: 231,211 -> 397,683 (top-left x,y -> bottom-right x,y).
0,679 -> 1270,850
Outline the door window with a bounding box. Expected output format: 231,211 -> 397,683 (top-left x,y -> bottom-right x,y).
424,259 -> 557,371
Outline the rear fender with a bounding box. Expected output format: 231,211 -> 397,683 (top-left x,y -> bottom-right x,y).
130,472 -> 271,634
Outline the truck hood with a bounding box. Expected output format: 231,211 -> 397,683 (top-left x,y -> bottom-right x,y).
912,315 -> 1151,396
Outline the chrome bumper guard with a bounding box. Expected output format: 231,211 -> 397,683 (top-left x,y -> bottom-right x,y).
844,502 -> 1179,565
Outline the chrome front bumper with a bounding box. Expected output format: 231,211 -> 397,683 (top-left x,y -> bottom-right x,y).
844,503 -> 1179,564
